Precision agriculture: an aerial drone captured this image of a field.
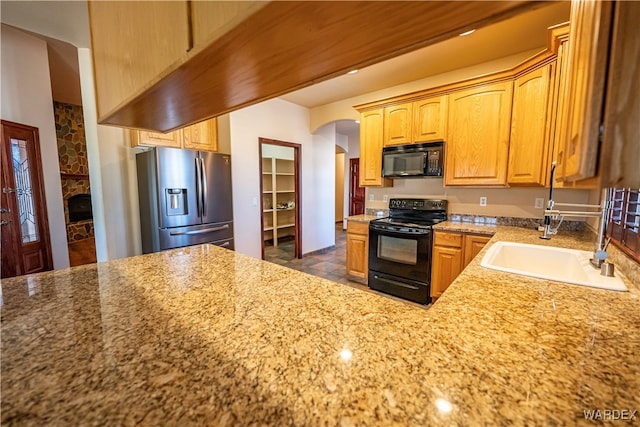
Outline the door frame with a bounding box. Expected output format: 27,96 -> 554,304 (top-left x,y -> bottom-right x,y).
258,137 -> 302,260
1,120 -> 53,278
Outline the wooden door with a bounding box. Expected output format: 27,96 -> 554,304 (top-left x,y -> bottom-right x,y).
346,221 -> 368,279
463,234 -> 491,267
383,103 -> 413,146
359,109 -> 391,187
413,96 -> 447,142
560,0 -> 612,181
349,158 -> 365,216
430,245 -> 463,298
445,81 -> 513,186
1,120 -> 53,278
508,64 -> 552,186
183,118 -> 218,152
130,129 -> 182,148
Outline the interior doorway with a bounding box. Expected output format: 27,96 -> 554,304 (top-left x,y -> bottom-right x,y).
259,137 -> 302,260
1,120 -> 54,278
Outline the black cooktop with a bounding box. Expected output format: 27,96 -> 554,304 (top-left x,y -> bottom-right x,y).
371,198 -> 448,230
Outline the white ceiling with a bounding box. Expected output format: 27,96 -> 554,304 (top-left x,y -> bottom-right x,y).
1,1 -> 570,134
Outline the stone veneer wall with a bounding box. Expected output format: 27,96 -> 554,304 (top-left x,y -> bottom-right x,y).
54,101 -> 93,243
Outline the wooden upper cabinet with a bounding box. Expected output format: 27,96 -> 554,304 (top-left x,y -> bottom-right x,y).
182,118 -> 218,152
383,103 -> 413,146
445,81 -> 513,186
413,96 -> 447,143
508,64 -> 553,186
88,1 -> 190,122
131,130 -> 182,149
558,0 -> 612,182
131,118 -> 218,151
360,109 -> 392,187
190,2 -> 267,50
599,1 -> 640,188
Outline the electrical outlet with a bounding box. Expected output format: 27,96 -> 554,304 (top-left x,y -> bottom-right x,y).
383,195 -> 388,202
535,198 -> 545,209
480,196 -> 487,207
369,194 -> 375,201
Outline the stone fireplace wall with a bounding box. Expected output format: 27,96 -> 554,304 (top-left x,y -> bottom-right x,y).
54,101 -> 93,243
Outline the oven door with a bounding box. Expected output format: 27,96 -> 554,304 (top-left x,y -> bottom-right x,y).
368,223 -> 432,283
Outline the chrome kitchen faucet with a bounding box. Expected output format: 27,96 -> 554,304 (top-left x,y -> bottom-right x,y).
540,162 -> 613,271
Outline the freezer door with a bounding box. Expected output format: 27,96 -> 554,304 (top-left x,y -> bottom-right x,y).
158,221 -> 234,251
199,152 -> 234,224
156,147 -> 201,228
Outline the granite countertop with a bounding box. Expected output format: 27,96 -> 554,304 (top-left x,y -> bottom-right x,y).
345,214 -> 379,223
2,227 -> 639,425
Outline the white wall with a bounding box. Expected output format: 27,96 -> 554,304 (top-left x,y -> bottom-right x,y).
78,48 -> 141,261
229,98 -> 335,258
1,24 -> 69,269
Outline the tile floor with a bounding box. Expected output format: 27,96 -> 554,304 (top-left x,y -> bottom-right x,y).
264,223 -> 429,308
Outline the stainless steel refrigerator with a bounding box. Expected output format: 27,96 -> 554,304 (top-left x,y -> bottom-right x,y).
136,147 -> 234,253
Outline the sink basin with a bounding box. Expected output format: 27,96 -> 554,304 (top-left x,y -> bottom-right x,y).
480,241 -> 627,291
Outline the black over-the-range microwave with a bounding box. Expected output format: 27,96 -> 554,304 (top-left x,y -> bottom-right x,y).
381,141 -> 444,178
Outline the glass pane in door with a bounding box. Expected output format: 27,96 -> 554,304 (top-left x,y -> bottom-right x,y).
10,138 -> 38,243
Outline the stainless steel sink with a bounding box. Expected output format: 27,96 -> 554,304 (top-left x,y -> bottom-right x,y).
480,241 -> 627,291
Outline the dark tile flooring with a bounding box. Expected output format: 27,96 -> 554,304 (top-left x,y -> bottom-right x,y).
264,223 -> 429,308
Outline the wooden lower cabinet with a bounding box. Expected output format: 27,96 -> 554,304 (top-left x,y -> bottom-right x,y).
431,231 -> 491,298
346,220 -> 369,280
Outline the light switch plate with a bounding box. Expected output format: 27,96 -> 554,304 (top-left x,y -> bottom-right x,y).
480,196 -> 487,207
369,194 -> 374,201
383,195 -> 388,202
535,198 -> 545,209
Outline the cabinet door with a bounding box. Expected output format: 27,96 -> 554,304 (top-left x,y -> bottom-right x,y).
600,1 -> 640,188
183,118 -> 218,152
463,235 -> 491,268
360,109 -> 391,187
88,1 -> 190,121
383,103 -> 413,146
559,0 -> 612,182
130,130 -> 182,148
508,64 -> 552,186
346,232 -> 368,279
445,81 -> 513,186
413,96 -> 447,142
430,245 -> 463,298
191,2 -> 266,50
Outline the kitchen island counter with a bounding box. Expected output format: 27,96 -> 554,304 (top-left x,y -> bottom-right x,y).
2,228 -> 639,425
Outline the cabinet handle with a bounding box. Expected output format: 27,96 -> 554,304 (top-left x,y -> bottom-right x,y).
1,220 -> 11,226
2,187 -> 16,194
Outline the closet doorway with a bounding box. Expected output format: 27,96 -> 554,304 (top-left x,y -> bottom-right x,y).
259,138 -> 301,260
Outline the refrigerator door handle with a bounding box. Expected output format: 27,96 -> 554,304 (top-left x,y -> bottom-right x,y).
169,224 -> 230,236
200,157 -> 207,217
195,157 -> 202,217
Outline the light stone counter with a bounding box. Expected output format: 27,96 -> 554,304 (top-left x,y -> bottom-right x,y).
345,214 -> 379,223
2,228 -> 639,425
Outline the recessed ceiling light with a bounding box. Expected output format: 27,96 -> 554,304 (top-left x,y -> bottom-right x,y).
459,29 -> 476,37
347,69 -> 359,75
354,120 -> 360,124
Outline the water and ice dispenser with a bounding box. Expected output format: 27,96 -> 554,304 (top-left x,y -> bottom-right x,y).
165,188 -> 187,216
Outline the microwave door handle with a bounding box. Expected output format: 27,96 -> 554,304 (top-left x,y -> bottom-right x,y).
200,157 -> 207,217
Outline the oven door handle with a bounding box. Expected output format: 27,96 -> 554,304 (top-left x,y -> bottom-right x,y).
369,225 -> 431,236
372,275 -> 421,291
